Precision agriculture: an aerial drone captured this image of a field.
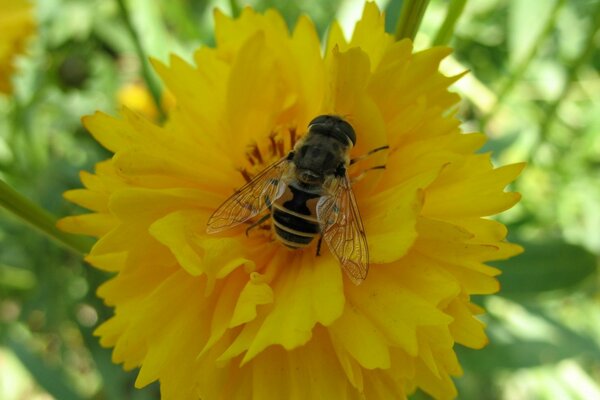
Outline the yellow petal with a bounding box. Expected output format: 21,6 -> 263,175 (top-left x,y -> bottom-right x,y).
323,46 -> 370,116
57,214 -> 117,237
84,251 -> 127,272
382,133 -> 486,191
290,15 -> 326,128
229,272 -> 274,327
424,158 -> 525,218
350,2 -> 393,69
199,269 -> 247,357
108,187 -> 220,222
325,20 -> 347,56
392,251 -> 461,308
215,251 -> 345,365
63,189 -> 109,212
97,262 -> 176,306
346,265 -> 453,356
82,111 -> 135,153
149,209 -> 255,290
363,169 -> 439,264
241,251 -> 344,363
415,356 -> 459,400
151,54 -> 228,145
446,297 -> 488,349
225,32 -> 290,154
329,301 -> 391,370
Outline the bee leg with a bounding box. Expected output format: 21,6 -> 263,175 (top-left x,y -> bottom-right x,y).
350,145 -> 390,165
351,165 -> 386,184
316,235 -> 323,256
245,213 -> 271,237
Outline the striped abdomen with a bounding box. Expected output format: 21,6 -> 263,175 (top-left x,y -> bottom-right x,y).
271,185 -> 321,249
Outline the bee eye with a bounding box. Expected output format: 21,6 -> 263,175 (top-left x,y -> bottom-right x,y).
308,115 -> 329,126
337,122 -> 356,146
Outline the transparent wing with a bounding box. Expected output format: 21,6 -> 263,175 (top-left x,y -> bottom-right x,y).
206,157 -> 290,233
316,173 -> 369,285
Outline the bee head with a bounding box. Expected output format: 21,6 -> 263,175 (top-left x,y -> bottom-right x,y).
308,115 -> 356,147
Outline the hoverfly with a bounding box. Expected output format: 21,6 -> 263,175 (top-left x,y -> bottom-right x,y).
207,115 -> 386,285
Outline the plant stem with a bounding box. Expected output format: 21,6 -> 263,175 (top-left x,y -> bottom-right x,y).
395,0 -> 431,41
229,0 -> 240,18
481,0 -> 565,128
116,0 -> 166,119
432,0 -> 468,46
0,179 -> 90,255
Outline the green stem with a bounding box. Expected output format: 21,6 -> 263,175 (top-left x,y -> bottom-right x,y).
432,0 -> 468,46
395,0 -> 431,41
116,0 -> 166,119
229,0 -> 240,18
481,0 -> 565,128
0,179 -> 90,255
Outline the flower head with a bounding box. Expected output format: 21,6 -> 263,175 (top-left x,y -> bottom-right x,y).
0,0 -> 35,94
60,3 -> 523,399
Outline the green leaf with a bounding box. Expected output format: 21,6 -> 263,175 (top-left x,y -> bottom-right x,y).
492,239 -> 597,295
508,0 -> 559,66
459,341 -> 574,373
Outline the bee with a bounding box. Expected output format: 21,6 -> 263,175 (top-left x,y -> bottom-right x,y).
207,115 -> 385,285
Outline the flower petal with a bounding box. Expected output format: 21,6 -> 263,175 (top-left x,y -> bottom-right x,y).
225,32 -> 291,154
217,251 -> 345,364
350,2 -> 394,69
446,297 -> 488,349
363,169 -> 440,264
424,157 -> 525,218
329,301 -> 391,371
57,214 -> 117,237
149,210 -> 256,291
346,265 -> 453,357
229,272 -> 274,328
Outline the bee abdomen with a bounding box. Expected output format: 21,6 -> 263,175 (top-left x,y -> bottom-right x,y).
272,207 -> 319,249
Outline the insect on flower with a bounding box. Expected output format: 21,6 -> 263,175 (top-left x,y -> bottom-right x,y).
207,114 -> 388,285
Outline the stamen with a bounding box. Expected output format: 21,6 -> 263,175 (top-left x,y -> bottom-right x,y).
239,168 -> 252,183
251,144 -> 264,164
269,133 -> 278,156
277,139 -> 285,158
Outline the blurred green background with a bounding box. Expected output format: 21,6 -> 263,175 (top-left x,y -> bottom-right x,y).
1,0 -> 599,399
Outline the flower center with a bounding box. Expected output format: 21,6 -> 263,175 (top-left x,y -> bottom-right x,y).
239,125 -> 299,182
238,125 -> 301,241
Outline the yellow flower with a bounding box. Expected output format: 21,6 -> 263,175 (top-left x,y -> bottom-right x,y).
60,3 -> 523,399
0,0 -> 35,94
117,81 -> 176,121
